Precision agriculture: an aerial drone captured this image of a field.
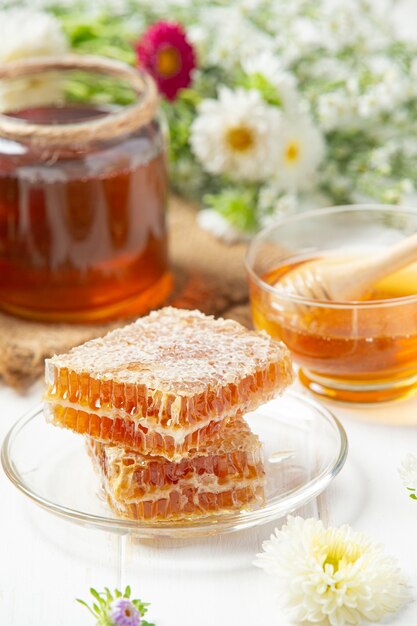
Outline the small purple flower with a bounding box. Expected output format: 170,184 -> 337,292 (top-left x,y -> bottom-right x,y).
109,598 -> 141,626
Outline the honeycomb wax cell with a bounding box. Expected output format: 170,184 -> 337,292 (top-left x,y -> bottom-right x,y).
86,417 -> 265,521
44,307 -> 293,459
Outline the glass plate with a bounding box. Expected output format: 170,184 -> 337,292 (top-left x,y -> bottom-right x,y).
1,392 -> 347,538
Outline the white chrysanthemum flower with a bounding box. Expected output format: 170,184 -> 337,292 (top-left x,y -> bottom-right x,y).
318,91 -> 359,131
242,52 -> 299,110
257,184 -> 297,228
399,454 -> 417,493
369,146 -> 393,175
190,87 -> 282,182
398,180 -> 417,207
255,516 -> 411,626
310,0 -> 390,55
171,156 -> 206,198
272,16 -> 321,65
296,189 -> 333,212
188,7 -> 273,70
272,0 -> 392,64
410,58 -> 417,83
287,16 -> 322,50
274,114 -> 325,191
309,57 -> 351,83
0,9 -> 68,112
197,209 -> 249,244
319,53 -> 410,131
359,57 -> 410,118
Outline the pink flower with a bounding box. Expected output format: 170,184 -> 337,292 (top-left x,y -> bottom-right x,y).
135,21 -> 196,101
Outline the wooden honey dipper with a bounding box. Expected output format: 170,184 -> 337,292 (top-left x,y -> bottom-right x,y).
275,230 -> 417,301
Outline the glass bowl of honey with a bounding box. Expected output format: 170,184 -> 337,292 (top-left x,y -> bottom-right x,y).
0,55 -> 172,323
246,205 -> 417,404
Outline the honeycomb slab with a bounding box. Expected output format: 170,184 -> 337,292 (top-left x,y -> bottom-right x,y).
86,417 -> 265,521
45,307 -> 293,460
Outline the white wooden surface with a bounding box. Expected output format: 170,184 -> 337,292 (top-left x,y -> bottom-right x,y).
1,2 -> 417,624
0,378 -> 416,626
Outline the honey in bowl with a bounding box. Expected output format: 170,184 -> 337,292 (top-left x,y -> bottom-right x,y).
250,254 -> 417,403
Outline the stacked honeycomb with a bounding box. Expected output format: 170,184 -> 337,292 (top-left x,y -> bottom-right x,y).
45,307 -> 293,521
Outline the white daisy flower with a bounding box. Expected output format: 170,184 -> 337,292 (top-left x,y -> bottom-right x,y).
358,56 -> 410,118
286,16 -> 322,50
272,0 -> 392,63
274,113 -> 325,191
318,91 -> 359,131
188,7 -> 273,70
410,58 -> 417,83
0,9 -> 68,112
319,55 -> 409,131
309,57 -> 351,84
190,87 -> 282,182
255,516 -> 411,626
397,179 -> 417,207
197,209 -> 249,244
257,183 -> 297,228
399,453 -> 417,493
242,51 -> 299,111
296,189 -> 333,212
309,0 -> 391,55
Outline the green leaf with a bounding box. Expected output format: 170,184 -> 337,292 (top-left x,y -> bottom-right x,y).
93,603 -> 101,615
67,22 -> 98,45
90,588 -> 105,606
133,599 -> 149,615
104,587 -> 113,604
204,187 -> 259,233
178,88 -> 203,107
409,493 -> 417,500
78,586 -> 154,624
238,72 -> 282,107
76,599 -> 97,618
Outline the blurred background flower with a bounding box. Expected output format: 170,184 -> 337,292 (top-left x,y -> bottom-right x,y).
399,453 -> 417,499
0,9 -> 68,112
190,87 -> 282,182
3,0 -> 417,239
136,21 -> 196,101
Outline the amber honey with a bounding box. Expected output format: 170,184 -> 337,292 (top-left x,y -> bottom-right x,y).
250,255 -> 417,403
107,482 -> 263,521
0,102 -> 171,322
86,417 -> 265,521
45,359 -> 285,459
44,308 -> 293,457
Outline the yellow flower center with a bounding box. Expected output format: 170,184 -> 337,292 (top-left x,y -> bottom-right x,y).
321,533 -> 362,573
226,126 -> 255,152
285,140 -> 300,164
156,46 -> 181,77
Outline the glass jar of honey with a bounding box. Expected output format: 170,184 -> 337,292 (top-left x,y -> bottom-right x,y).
246,205 -> 417,404
0,55 -> 172,322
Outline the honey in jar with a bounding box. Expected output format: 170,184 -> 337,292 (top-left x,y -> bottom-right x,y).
0,56 -> 172,322
250,255 -> 417,403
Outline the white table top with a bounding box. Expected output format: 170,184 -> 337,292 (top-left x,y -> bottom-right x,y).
2,2 -> 417,621
1,379 -> 416,626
